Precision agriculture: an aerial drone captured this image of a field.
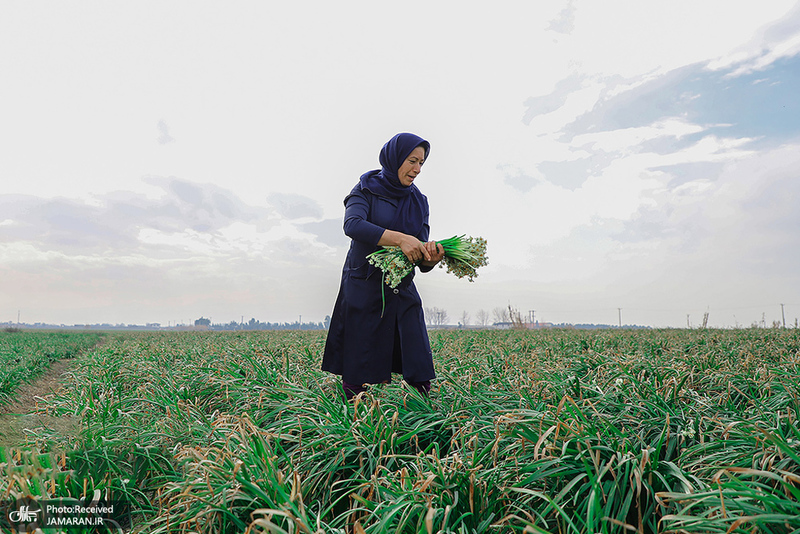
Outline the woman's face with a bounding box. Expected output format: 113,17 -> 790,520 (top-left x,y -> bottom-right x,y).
397,146 -> 425,187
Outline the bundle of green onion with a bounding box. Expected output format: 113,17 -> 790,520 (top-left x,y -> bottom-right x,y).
367,235 -> 488,289
437,234 -> 489,281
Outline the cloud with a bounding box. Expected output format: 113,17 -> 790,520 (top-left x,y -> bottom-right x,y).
0,196 -> 133,251
0,178 -> 342,272
546,0 -> 576,35
522,73 -> 586,126
141,176 -> 265,233
649,161 -> 726,187
0,177 -> 267,257
537,155 -> 612,191
300,218 -> 349,248
558,142 -> 800,296
0,177 -> 348,324
560,57 -> 800,147
492,143 -> 798,327
267,192 -> 324,220
497,164 -> 541,193
157,119 -> 174,144
523,79 -> 607,136
707,2 -> 800,76
570,118 -> 705,154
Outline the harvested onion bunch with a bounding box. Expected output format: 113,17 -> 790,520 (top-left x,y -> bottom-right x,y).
367,235 -> 488,289
437,234 -> 489,281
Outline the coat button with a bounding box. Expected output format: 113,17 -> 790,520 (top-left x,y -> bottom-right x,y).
393,288 -> 399,294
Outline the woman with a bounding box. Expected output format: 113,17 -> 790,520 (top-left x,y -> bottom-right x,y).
322,132 -> 444,400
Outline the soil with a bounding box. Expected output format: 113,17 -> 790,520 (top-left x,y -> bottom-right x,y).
0,358 -> 81,447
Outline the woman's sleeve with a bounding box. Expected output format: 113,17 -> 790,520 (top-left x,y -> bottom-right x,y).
342,187 -> 385,247
417,199 -> 430,242
418,196 -> 435,273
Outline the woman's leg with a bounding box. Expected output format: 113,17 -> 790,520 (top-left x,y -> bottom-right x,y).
407,380 -> 431,396
342,379 -> 367,400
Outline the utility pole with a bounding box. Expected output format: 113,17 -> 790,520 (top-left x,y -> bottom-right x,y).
781,304 -> 786,328
17,310 -> 20,326
618,308 -> 622,328
529,310 -> 535,327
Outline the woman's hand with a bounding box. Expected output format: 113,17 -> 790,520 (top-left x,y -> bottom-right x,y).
378,230 -> 442,265
419,241 -> 444,267
398,234 -> 429,264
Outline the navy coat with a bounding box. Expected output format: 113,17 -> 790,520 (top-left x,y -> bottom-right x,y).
322,183 -> 436,385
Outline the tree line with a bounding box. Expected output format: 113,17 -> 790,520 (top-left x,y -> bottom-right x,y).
424,307 -> 512,327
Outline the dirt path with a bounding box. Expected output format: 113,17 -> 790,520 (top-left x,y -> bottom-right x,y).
0,358 -> 81,447
0,357 -> 78,415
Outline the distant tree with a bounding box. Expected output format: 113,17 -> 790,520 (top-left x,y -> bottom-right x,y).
492,307 -> 509,324
508,305 -> 526,330
476,309 -> 489,327
433,308 -> 449,326
426,307 -> 449,326
460,310 -> 470,327
194,317 -> 211,327
324,315 -> 331,329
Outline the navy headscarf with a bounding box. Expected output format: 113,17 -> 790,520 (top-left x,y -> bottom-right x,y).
358,132 -> 430,236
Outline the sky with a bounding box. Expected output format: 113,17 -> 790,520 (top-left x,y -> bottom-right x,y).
2,1 -> 800,328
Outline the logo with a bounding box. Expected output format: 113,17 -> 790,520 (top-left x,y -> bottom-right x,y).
5,498 -> 43,529
9,504 -> 39,522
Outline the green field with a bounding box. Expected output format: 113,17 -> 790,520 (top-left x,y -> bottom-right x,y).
1,328 -> 799,533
